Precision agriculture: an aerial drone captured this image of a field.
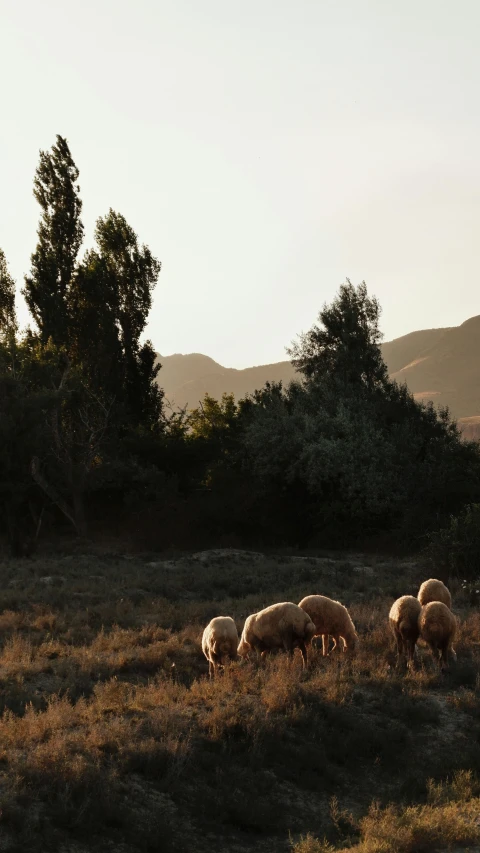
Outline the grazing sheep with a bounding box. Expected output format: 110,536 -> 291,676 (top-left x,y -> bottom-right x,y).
237,602 -> 316,669
418,601 -> 457,669
298,595 -> 358,656
417,578 -> 452,610
202,616 -> 239,678
389,595 -> 422,666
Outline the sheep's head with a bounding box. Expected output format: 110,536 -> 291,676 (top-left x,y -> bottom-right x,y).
304,621 -> 316,645
237,637 -> 250,658
346,632 -> 359,654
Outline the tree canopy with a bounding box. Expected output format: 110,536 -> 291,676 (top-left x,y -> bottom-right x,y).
1,139 -> 480,553
287,279 -> 388,391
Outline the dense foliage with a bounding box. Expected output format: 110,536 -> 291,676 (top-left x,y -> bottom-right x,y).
1,135 -> 480,557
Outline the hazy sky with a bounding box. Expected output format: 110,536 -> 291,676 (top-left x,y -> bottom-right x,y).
1,0 -> 480,368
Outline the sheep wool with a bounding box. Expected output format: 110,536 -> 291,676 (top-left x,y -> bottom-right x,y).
389,595 -> 421,665
417,578 -> 452,610
237,601 -> 316,669
418,601 -> 457,669
298,594 -> 358,656
202,616 -> 239,678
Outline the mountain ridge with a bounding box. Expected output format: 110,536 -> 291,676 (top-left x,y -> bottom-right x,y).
156,316 -> 480,437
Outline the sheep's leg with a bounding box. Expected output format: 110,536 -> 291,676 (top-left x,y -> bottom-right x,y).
429,643 -> 442,668
282,634 -> 295,659
439,641 -> 453,670
208,660 -> 215,679
298,640 -> 308,670
212,652 -> 223,677
392,631 -> 402,663
406,639 -> 418,669
322,635 -> 329,656
330,637 -> 338,654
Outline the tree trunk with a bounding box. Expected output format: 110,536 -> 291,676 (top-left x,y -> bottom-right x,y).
71,484 -> 88,538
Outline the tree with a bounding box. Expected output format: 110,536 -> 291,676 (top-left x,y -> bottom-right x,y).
0,248 -> 17,336
239,375 -> 480,545
22,135 -> 83,346
0,249 -> 18,377
70,209 -> 162,429
287,280 -> 388,390
31,378 -> 114,538
68,249 -> 123,398
188,393 -> 238,441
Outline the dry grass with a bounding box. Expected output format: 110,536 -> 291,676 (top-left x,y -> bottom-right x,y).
0,547 -> 479,851
292,772 -> 480,852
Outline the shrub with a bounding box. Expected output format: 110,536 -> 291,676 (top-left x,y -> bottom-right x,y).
423,503 -> 480,581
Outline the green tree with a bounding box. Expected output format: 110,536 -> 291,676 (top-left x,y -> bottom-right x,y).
0,249 -> 18,377
70,209 -> 162,429
69,249 -> 123,398
188,393 -> 238,441
22,135 -> 83,346
287,280 -> 388,390
0,248 -> 17,336
240,376 -> 480,545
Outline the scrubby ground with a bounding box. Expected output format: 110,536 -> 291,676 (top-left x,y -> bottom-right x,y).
0,546 -> 480,852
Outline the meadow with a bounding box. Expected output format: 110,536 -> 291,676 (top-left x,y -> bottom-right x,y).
0,544 -> 480,852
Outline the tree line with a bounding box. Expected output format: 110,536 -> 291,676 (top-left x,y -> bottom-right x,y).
1,135 -> 479,556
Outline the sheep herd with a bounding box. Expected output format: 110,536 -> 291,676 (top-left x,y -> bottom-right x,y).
202,578 -> 457,677
389,578 -> 457,670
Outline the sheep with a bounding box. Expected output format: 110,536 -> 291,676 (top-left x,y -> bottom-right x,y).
417,578 -> 452,610
237,602 -> 316,669
389,595 -> 422,666
298,595 -> 358,656
418,601 -> 457,669
202,616 -> 239,678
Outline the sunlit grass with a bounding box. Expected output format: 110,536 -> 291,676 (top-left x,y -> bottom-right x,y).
0,548 -> 479,850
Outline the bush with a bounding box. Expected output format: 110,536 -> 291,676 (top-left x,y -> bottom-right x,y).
423,503 -> 480,581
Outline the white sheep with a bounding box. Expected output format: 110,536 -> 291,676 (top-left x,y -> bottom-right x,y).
298,595 -> 358,656
418,601 -> 457,669
202,616 -> 239,678
237,602 -> 316,669
417,578 -> 452,610
389,595 -> 422,666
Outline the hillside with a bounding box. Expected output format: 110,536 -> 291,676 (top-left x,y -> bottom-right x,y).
157,353 -> 296,411
156,316 -> 480,437
380,327 -> 451,374
389,315 -> 480,419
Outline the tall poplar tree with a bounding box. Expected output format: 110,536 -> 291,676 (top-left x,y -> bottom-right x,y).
22,135 -> 83,346
69,209 -> 163,429
0,248 -> 17,338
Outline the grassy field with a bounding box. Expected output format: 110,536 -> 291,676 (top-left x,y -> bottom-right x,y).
0,545 -> 479,852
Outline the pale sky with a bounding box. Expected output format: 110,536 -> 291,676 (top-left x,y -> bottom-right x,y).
1,0 -> 479,368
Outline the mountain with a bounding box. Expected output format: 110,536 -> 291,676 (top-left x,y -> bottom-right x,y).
156,316 -> 480,438
157,353 -> 296,411
388,315 -> 480,419
380,327 -> 452,374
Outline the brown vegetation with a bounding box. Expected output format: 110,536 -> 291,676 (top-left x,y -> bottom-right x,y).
0,548 -> 479,851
